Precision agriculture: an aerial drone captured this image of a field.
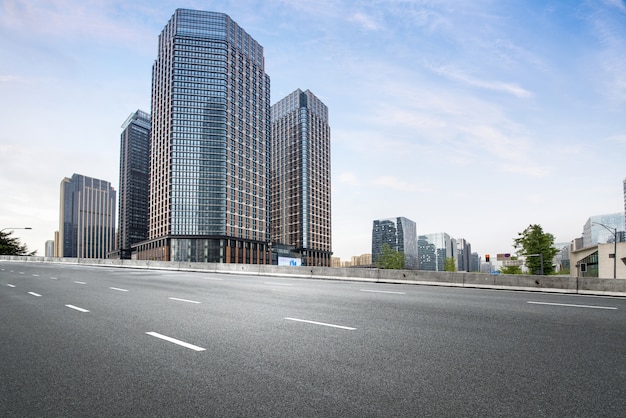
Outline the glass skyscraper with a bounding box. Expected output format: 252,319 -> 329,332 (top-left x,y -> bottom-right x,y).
271,89 -> 332,266
418,233 -> 456,271
582,213 -> 625,247
59,174 -> 116,259
137,9 -> 271,263
117,110 -> 150,259
371,217 -> 418,269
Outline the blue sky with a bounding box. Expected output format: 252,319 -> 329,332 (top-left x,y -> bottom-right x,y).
1,0 -> 625,260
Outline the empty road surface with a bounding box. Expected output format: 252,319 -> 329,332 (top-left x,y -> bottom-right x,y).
1,260 -> 625,417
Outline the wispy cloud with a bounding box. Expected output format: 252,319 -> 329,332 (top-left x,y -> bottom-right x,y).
583,1 -> 626,103
372,176 -> 431,193
429,65 -> 533,98
606,134 -> 626,143
338,172 -> 360,186
0,0 -> 155,46
602,0 -> 626,12
0,75 -> 19,83
349,12 -> 380,30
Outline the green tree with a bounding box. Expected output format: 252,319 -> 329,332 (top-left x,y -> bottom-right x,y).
0,230 -> 36,256
377,243 -> 406,269
513,224 -> 558,275
444,257 -> 457,272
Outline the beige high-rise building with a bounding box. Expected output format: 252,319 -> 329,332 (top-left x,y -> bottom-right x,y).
58,174 -> 116,259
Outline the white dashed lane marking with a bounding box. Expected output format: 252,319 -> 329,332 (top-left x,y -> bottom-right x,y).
65,305 -> 90,313
168,297 -> 201,304
284,317 -> 357,331
146,332 -> 206,351
527,301 -> 617,310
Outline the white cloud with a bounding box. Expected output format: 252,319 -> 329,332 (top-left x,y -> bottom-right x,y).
428,65 -> 533,98
0,0 -> 156,46
338,172 -> 360,186
602,0 -> 626,12
0,75 -> 19,83
372,176 -> 431,193
349,12 -> 380,30
606,134 -> 626,143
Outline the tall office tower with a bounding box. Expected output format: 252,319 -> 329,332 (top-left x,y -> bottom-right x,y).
623,178 -> 626,232
371,217 -> 418,269
418,233 -> 456,271
138,9 -> 271,263
271,89 -> 332,266
58,174 -> 116,259
118,110 -> 150,259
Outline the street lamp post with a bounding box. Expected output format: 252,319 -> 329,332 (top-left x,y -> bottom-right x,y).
592,222 -> 617,279
0,227 -> 32,233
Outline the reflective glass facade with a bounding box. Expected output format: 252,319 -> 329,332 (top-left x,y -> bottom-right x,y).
582,213 -> 625,248
456,238 -> 472,272
271,89 -> 332,266
418,233 -> 456,271
371,217 -> 417,269
59,174 -> 116,259
118,110 -> 150,259
142,9 -> 270,263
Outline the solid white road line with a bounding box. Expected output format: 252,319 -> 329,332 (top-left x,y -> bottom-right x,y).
28,292 -> 42,297
168,297 -> 201,304
7,284 -> 16,288
109,287 -> 129,292
145,332 -> 206,351
264,282 -> 293,286
284,317 -> 357,330
527,301 -> 617,310
65,304 -> 90,312
74,281 -> 86,285
360,289 -> 406,295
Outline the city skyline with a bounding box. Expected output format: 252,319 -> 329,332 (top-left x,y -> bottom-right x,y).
1,1 -> 625,261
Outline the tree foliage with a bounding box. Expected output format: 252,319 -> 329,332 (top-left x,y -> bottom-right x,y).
513,224 -> 558,275
377,243 -> 406,269
444,257 -> 457,272
0,230 -> 36,256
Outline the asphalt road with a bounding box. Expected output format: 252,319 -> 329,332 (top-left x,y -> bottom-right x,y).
1,260 -> 625,417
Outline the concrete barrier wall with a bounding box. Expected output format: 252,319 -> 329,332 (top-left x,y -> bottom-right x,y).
1,256 -> 624,296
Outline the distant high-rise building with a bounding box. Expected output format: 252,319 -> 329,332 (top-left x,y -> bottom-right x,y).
582,213 -> 625,248
271,89 -> 332,266
456,238 -> 472,272
137,9 -> 271,263
623,178 -> 626,231
118,110 -> 150,259
470,252 -> 480,272
45,240 -> 54,257
371,217 -> 418,269
418,233 -> 456,271
59,174 -> 116,259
